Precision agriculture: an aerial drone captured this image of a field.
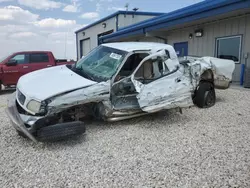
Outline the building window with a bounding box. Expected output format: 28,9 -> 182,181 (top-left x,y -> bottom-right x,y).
216,36 -> 242,63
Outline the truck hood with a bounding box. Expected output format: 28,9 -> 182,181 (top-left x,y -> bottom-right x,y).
17,65 -> 97,101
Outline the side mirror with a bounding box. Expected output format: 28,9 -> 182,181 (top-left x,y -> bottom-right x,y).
6,59 -> 17,66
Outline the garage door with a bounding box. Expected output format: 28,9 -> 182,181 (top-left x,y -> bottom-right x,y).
80,39 -> 91,57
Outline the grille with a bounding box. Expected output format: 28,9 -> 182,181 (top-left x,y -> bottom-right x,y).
17,89 -> 26,105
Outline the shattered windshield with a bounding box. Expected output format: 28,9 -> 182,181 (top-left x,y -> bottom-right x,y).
75,45 -> 127,81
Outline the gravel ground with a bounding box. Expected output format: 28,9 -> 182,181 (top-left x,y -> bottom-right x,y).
0,88 -> 250,187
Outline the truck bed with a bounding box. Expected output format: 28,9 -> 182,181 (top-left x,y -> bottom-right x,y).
179,56 -> 235,89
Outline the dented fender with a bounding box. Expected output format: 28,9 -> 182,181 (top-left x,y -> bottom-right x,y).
47,81 -> 110,114
186,56 -> 235,89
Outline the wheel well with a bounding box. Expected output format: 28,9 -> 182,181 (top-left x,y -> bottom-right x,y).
200,70 -> 214,83
193,70 -> 214,99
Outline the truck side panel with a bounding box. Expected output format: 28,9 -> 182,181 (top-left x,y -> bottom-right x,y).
183,56 -> 235,89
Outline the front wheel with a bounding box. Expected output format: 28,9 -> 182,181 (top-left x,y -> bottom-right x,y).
37,121 -> 86,142
194,81 -> 216,108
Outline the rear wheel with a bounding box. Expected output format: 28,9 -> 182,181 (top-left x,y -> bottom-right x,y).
37,121 -> 86,142
194,81 -> 216,108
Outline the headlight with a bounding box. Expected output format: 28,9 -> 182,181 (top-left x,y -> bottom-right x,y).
27,100 -> 41,113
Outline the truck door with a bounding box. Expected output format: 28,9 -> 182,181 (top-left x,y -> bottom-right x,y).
110,52 -> 149,111
130,50 -> 193,113
2,53 -> 30,85
28,53 -> 54,72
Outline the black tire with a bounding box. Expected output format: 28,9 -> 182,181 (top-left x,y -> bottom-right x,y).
37,121 -> 86,142
194,81 -> 216,108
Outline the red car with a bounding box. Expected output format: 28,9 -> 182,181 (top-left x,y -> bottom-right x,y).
0,51 -> 75,91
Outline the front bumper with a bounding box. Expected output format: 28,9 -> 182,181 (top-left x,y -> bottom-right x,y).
6,92 -> 38,142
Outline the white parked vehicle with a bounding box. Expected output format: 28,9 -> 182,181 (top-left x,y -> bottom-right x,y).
6,42 -> 235,142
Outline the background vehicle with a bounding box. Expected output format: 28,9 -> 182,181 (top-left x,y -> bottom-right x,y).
6,42 -> 235,142
0,51 -> 75,90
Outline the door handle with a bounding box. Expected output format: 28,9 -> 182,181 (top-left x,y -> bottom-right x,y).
47,65 -> 52,67
23,66 -> 29,69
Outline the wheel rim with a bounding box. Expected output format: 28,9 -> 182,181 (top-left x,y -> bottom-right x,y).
205,90 -> 215,106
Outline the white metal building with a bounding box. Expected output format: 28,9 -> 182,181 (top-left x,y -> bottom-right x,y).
75,11 -> 164,60
100,0 -> 250,83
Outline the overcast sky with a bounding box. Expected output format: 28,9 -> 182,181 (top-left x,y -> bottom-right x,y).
0,0 -> 202,60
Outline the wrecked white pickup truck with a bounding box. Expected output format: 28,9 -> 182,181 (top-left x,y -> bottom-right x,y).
6,42 -> 235,142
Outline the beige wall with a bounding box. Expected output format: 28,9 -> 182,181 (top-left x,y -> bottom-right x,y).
137,37 -> 165,43
76,14 -> 158,60
118,14 -> 155,29
166,14 -> 250,82
122,15 -> 250,82
77,16 -> 117,59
